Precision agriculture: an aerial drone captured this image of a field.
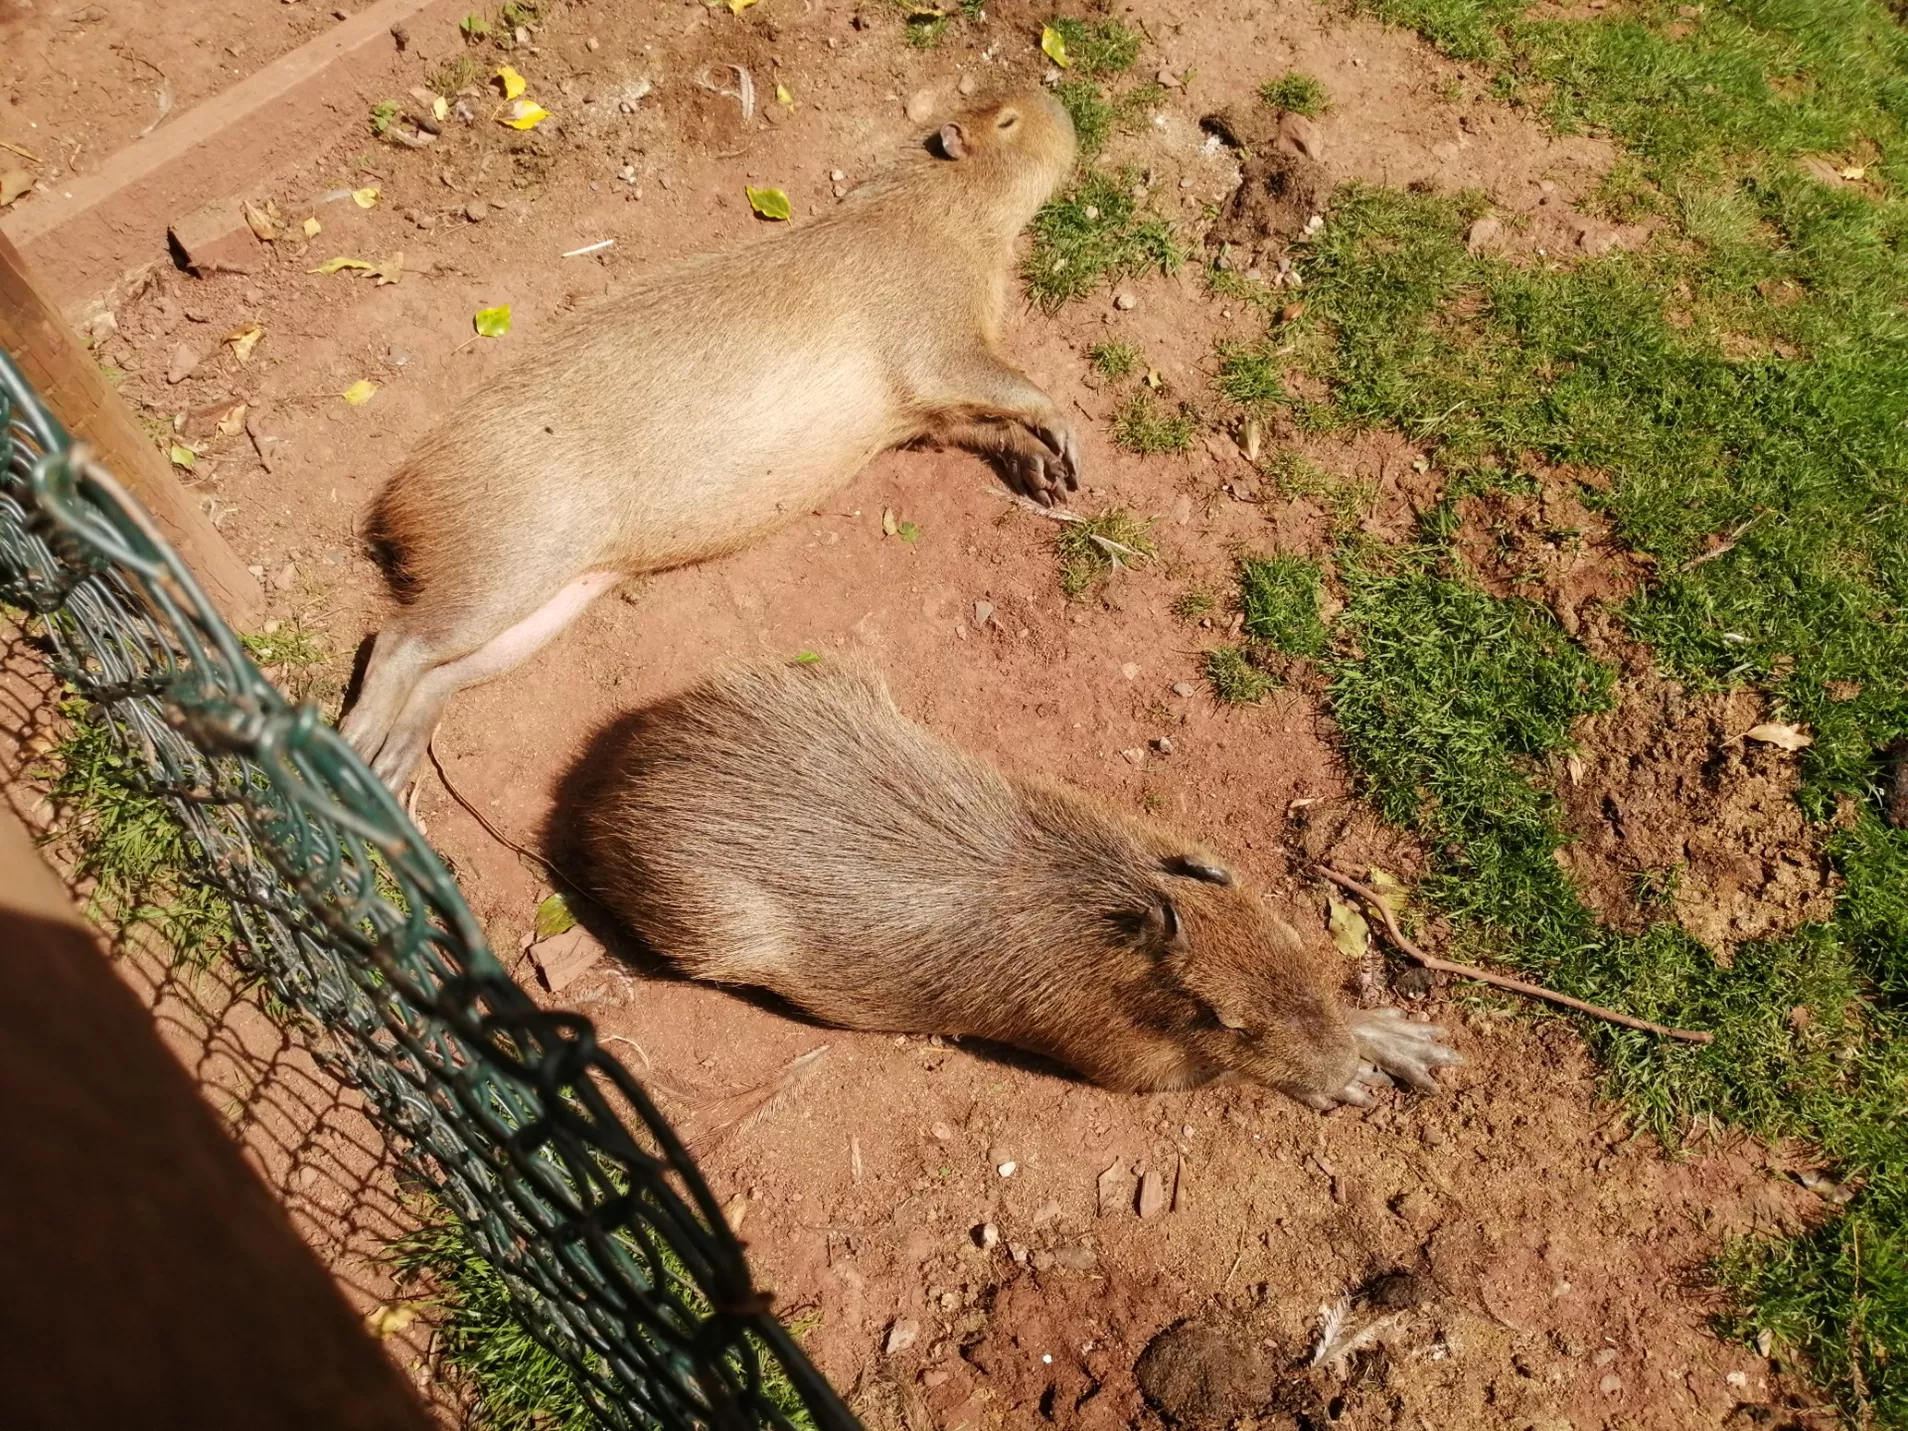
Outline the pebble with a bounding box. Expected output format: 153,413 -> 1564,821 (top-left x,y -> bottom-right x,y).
884,1318 -> 919,1356
1171,682 -> 1196,698
1051,1243 -> 1097,1271
585,35 -> 600,51
1277,111 -> 1325,162
1136,1168 -> 1167,1219
272,561 -> 298,592
972,600 -> 994,629
465,200 -> 489,223
830,169 -> 846,182
1030,1200 -> 1062,1227
1121,748 -> 1146,765
1465,215 -> 1503,254
1030,1249 -> 1056,1272
1113,290 -> 1137,311
1598,1373 -> 1624,1396
1120,661 -> 1140,680
976,1222 -> 999,1249
930,1121 -> 954,1141
905,88 -> 936,123
165,341 -> 204,384
997,1160 -> 1017,1178
1153,736 -> 1175,756
958,73 -> 976,96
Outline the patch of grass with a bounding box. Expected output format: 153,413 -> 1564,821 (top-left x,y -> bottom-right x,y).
1025,168 -> 1181,311
370,100 -> 401,137
1048,15 -> 1142,76
1214,340 -> 1287,407
1259,449 -> 1376,534
1056,508 -> 1156,597
498,0 -> 538,27
1172,585 -> 1216,623
459,12 -> 491,43
1112,390 -> 1197,456
389,1208 -> 819,1431
1055,75 -> 1164,159
1088,340 -> 1142,379
1238,554 -> 1328,657
427,54 -> 480,97
41,707 -> 231,969
1300,2 -> 1908,1416
1204,645 -> 1276,704
1258,70 -> 1330,117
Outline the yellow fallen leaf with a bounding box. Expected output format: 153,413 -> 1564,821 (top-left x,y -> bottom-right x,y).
729,0 -> 761,12
1366,867 -> 1409,918
302,215 -> 321,238
0,167 -> 31,207
1041,24 -> 1071,68
746,185 -> 792,220
776,83 -> 794,106
223,323 -> 264,364
473,304 -> 511,337
496,65 -> 528,101
1840,165 -> 1866,181
341,379 -> 378,406
500,98 -> 550,129
372,251 -> 404,286
535,892 -> 576,938
432,95 -> 449,122
168,443 -> 197,470
216,402 -> 249,439
352,186 -> 380,209
310,256 -> 375,274
243,199 -> 282,241
1745,722 -> 1813,752
364,1303 -> 418,1339
1326,891 -> 1370,961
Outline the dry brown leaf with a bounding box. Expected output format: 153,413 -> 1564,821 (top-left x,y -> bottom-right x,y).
1326,891 -> 1370,960
1745,722 -> 1813,752
242,199 -> 282,241
223,323 -> 264,364
0,168 -> 32,207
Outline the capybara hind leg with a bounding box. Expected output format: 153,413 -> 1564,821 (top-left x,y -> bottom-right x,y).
367,570 -> 624,789
929,416 -> 1077,508
338,627 -> 450,767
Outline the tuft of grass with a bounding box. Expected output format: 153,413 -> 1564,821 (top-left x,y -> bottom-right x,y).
459,12 -> 491,43
1024,168 -> 1182,311
428,54 -> 480,97
1259,449 -> 1376,534
1088,340 -> 1142,379
1238,554 -> 1328,657
370,100 -> 401,137
1214,340 -> 1288,407
1055,75 -> 1164,159
1172,585 -> 1216,623
1258,70 -> 1330,117
1112,390 -> 1197,455
1056,508 -> 1156,597
1047,16 -> 1142,76
40,708 -> 232,968
388,1208 -> 819,1431
1204,645 -> 1276,704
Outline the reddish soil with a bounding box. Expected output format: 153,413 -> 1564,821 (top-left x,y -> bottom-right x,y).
0,0 -> 1850,1426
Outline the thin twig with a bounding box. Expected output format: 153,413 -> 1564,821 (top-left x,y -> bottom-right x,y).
989,487 -> 1083,523
1678,510 -> 1765,573
0,139 -> 43,163
1316,865 -> 1714,1045
425,734 -> 587,896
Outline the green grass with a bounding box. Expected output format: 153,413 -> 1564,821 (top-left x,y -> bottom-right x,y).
1047,16 -> 1142,76
1024,167 -> 1182,310
388,1208 -> 819,1431
427,54 -> 480,97
1088,340 -> 1142,379
369,100 -> 401,137
1054,77 -> 1164,159
1289,1 -> 1908,1419
1204,645 -> 1276,703
1172,585 -> 1217,623
1238,555 -> 1328,657
1258,70 -> 1330,117
1057,508 -> 1156,597
1214,339 -> 1288,407
40,707 -> 232,968
1111,390 -> 1197,455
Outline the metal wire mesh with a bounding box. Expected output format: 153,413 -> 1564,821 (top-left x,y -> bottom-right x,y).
0,348 -> 859,1431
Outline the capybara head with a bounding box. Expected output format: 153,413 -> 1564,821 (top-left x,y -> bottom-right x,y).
934,88 -> 1078,230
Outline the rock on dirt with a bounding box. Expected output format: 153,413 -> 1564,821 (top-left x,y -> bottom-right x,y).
1134,1317 -> 1272,1424
1202,123 -> 1333,258
1137,1167 -> 1167,1219
1465,215 -> 1504,253
883,1317 -> 918,1355
165,341 -> 205,384
168,197 -> 259,275
1276,111 -> 1325,162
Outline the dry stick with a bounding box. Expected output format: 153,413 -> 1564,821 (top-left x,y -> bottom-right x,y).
1316,865 -> 1714,1045
424,734 -> 589,898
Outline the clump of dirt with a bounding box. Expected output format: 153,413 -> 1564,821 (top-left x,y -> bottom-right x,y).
1200,110 -> 1334,259
1554,681 -> 1840,953
1454,476 -> 1648,656
1133,1315 -> 1277,1425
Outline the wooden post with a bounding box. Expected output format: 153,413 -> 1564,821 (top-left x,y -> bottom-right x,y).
0,230 -> 263,626
0,804 -> 435,1431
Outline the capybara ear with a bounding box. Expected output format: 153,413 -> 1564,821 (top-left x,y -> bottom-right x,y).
1162,855 -> 1234,887
1140,892 -> 1190,953
937,121 -> 968,160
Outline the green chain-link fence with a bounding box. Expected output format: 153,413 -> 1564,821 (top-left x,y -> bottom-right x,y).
0,348 -> 860,1431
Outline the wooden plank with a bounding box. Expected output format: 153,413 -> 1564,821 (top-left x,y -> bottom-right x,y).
0,803 -> 436,1431
2,0 -> 462,308
0,228 -> 264,625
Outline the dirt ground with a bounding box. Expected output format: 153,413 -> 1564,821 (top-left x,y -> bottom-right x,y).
0,0 -> 1856,1426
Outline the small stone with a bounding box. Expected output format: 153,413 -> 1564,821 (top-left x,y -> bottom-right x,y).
1171,682 -> 1196,698
166,342 -> 205,384
958,73 -> 976,96
1156,66 -> 1180,88
1576,222 -> 1620,257
1121,748 -> 1146,766
1276,111 -> 1325,162
1593,1347 -> 1617,1367
930,1121 -> 954,1141
1153,736 -> 1175,756
1465,216 -> 1503,254
1136,1168 -> 1167,1218
832,184 -> 847,199
465,200 -> 489,223
1029,1249 -> 1056,1272
1120,661 -> 1141,680
526,926 -> 605,992
905,88 -> 936,123
1756,1329 -> 1775,1358
972,600 -> 994,629
1113,290 -> 1137,311
1030,1200 -> 1062,1227
997,1160 -> 1017,1178
1394,966 -> 1436,999
454,98 -> 476,125
976,1222 -> 999,1249
1097,1159 -> 1133,1216
830,169 -> 846,183
408,209 -> 438,230
1725,1370 -> 1749,1389
586,35 -> 600,51
1008,1241 -> 1029,1264
884,1318 -> 919,1356
272,560 -> 297,591
1599,1373 -> 1624,1395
